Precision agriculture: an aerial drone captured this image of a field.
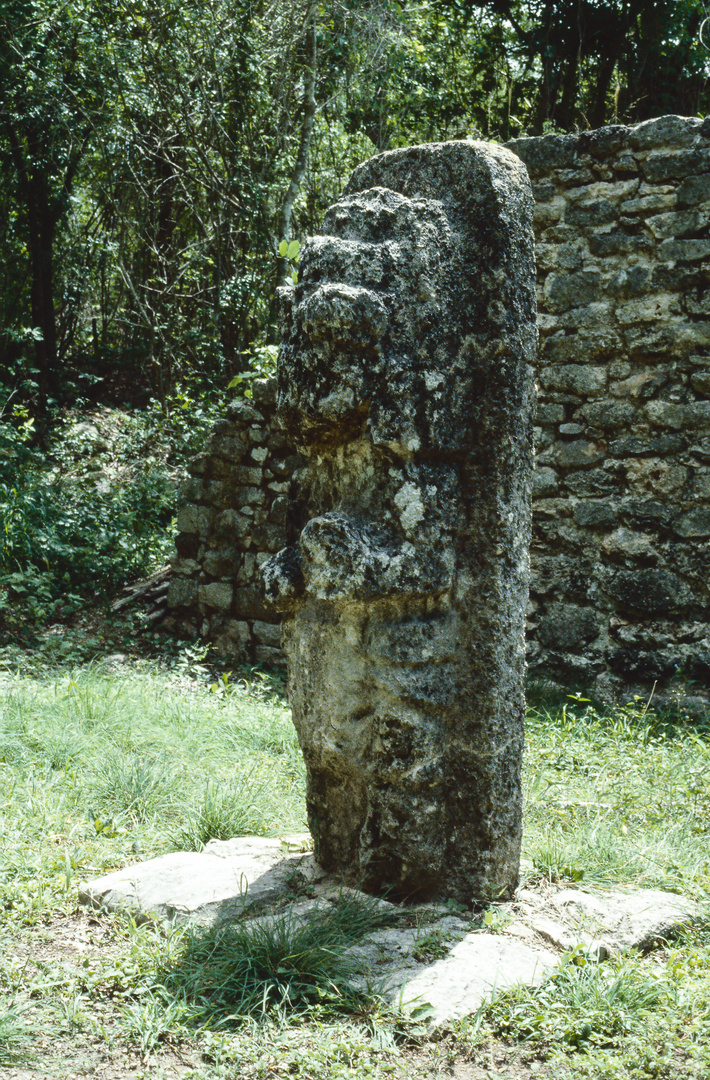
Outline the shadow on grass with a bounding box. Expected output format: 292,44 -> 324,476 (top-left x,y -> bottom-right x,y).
153,891 -> 399,1026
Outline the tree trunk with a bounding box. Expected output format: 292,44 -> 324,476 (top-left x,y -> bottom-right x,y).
275,6 -> 317,289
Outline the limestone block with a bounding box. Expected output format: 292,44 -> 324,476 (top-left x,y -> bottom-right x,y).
643,149 -> 710,182
263,142 -> 537,905
685,292 -> 710,316
542,329 -> 621,365
215,508 -> 252,542
684,402 -> 710,429
626,459 -> 688,497
234,585 -> 270,620
620,192 -> 677,214
198,582 -> 233,612
605,265 -> 651,298
167,578 -> 198,609
205,433 -> 247,461
574,400 -> 636,430
615,294 -> 677,325
609,434 -> 686,457
507,132 -> 578,175
532,466 -> 558,497
658,238 -> 710,261
572,501 -> 618,529
610,369 -> 669,398
606,568 -> 685,616
645,400 -> 686,430
536,403 -> 566,424
674,507 -> 710,537
588,231 -> 652,256
543,270 -> 601,313
255,645 -> 284,666
176,504 -> 214,537
227,399 -> 263,424
602,528 -> 658,562
676,174 -> 710,207
202,549 -> 240,578
212,619 -> 251,658
692,469 -> 710,497
78,837 -> 312,926
233,485 -> 265,507
252,620 -> 282,648
564,199 -> 618,227
178,477 -> 203,503
230,465 -> 263,485
554,440 -> 606,469
646,209 -> 710,239
252,377 -> 277,406
628,115 -> 703,150
539,365 -> 606,396
537,604 -> 600,648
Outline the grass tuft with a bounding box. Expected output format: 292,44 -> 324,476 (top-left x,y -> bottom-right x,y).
157,892 -> 398,1023
168,774 -> 272,851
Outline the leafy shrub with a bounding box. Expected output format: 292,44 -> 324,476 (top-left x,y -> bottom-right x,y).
0,405 -> 176,625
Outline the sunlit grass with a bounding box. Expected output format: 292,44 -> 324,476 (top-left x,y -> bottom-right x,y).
1,654 -> 709,1077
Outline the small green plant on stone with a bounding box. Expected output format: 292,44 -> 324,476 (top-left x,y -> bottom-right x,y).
412,925 -> 455,962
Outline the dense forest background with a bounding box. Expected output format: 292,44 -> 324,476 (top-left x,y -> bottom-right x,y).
1,0 -> 710,629
2,0 -> 710,415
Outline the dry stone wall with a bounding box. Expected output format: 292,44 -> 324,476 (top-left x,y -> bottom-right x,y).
165,378 -> 305,664
508,114 -> 710,703
168,115 -> 710,705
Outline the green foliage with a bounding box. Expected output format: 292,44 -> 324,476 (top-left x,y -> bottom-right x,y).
157,892 -> 397,1022
0,391 -> 233,626
0,996 -> 33,1066
488,949 -> 668,1050
3,0 -> 709,413
169,773 -> 273,850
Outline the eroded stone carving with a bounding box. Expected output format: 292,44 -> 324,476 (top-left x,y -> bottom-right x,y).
262,142 -> 537,904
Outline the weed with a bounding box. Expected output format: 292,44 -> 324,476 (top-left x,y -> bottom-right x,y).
0,996 -> 32,1065
157,892 -> 398,1022
169,773 -> 273,851
487,949 -> 668,1050
89,750 -> 177,822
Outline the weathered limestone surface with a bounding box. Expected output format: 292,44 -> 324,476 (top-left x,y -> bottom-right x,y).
506,115 -> 710,703
163,377 -> 305,663
79,837 -> 698,1030
261,142 -> 537,903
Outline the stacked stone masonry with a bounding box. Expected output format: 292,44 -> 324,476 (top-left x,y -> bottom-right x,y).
168,115 -> 710,703
166,377 -> 305,665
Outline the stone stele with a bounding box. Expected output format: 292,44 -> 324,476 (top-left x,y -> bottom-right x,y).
262,141 -> 537,904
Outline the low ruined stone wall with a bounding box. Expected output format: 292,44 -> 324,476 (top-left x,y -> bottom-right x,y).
165,379 -> 305,664
167,115 -> 710,703
509,115 -> 710,701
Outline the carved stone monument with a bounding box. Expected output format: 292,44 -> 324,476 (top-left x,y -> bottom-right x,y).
262,142 -> 537,904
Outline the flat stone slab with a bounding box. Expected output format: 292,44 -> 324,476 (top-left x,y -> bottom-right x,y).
508,884 -> 698,958
78,835 -> 316,926
348,923 -> 558,1025
79,836 -> 701,1028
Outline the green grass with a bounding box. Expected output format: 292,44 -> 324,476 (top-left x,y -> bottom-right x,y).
1,651 -> 709,1077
